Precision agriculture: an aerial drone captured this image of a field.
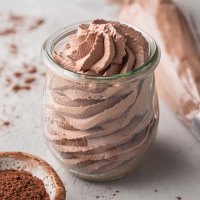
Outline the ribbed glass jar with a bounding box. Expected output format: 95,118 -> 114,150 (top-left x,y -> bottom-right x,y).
41,21 -> 161,181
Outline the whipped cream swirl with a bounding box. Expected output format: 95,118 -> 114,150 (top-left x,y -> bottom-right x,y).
54,19 -> 149,76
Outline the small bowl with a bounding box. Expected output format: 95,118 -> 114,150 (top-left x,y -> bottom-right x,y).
0,152 -> 66,200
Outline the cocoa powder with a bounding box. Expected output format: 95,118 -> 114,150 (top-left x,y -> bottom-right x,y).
3,121 -> 10,127
12,85 -> 31,92
29,19 -> 45,31
9,43 -> 18,55
0,28 -> 16,36
25,77 -> 36,84
28,66 -> 37,74
0,170 -> 50,200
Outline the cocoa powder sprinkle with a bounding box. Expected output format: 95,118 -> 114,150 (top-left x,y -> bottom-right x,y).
3,121 -> 10,126
29,19 -> 45,30
14,72 -> 22,78
23,63 -> 29,69
25,77 -> 36,84
28,67 -> 37,74
0,67 -> 4,75
0,28 -> 16,36
6,78 -> 12,84
0,170 -> 49,200
10,43 -> 18,55
12,85 -> 31,92
9,14 -> 24,23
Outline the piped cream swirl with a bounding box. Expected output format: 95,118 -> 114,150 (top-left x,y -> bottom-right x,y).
54,19 -> 149,76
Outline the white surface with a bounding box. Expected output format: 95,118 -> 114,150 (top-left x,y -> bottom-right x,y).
0,0 -> 200,199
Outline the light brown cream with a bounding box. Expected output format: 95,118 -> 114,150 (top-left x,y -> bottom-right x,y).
54,19 -> 149,76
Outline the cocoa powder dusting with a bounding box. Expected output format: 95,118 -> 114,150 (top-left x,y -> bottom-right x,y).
9,14 -> 24,24
0,28 -> 16,36
0,170 -> 49,200
23,63 -> 29,69
28,66 -> 37,74
5,78 -> 12,84
9,43 -> 18,55
14,72 -> 22,78
0,67 -> 4,75
3,121 -> 10,127
29,19 -> 45,30
25,77 -> 36,84
12,85 -> 31,92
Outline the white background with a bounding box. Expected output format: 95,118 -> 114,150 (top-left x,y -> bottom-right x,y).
0,0 -> 200,199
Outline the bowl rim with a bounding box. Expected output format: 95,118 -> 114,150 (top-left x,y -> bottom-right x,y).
0,151 -> 66,200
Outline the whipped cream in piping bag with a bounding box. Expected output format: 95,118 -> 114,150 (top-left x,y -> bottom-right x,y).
115,0 -> 200,139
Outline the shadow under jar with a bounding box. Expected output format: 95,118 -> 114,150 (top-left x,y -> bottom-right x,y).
41,21 -> 161,181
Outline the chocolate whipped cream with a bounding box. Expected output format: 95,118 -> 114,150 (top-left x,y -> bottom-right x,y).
116,0 -> 200,125
43,19 -> 159,180
54,19 -> 149,76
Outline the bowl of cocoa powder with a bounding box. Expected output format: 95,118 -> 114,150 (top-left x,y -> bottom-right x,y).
0,152 -> 66,200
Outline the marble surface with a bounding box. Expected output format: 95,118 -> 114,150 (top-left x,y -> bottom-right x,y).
0,0 -> 200,199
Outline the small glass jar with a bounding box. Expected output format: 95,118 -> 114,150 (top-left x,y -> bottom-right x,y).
41,21 -> 161,181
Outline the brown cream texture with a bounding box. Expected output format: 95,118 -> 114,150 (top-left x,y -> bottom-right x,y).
44,20 -> 158,178
54,19 -> 149,76
117,0 -> 200,124
45,73 -> 157,176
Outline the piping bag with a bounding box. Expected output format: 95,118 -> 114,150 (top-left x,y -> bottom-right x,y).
112,0 -> 200,140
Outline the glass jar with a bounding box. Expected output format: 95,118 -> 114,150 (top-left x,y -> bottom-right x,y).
41,21 -> 161,181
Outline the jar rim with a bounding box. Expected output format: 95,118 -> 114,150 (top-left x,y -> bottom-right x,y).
41,20 -> 161,83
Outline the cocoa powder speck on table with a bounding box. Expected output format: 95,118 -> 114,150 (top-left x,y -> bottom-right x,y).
3,121 -> 10,127
0,28 -> 16,36
9,43 -> 18,55
9,14 -> 25,24
12,85 -> 31,92
29,19 -> 45,30
0,170 -> 50,200
28,66 -> 37,74
25,77 -> 36,84
14,71 -> 22,78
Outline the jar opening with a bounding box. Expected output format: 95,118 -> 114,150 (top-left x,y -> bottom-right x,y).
41,21 -> 161,83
